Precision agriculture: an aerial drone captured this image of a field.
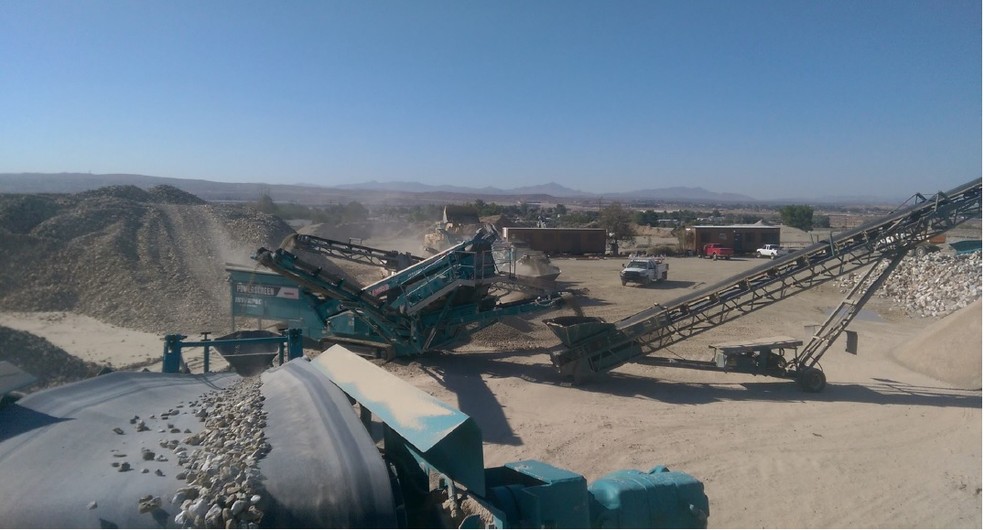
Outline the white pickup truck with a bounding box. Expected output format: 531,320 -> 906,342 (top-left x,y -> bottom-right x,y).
619,257 -> 669,286
755,244 -> 789,259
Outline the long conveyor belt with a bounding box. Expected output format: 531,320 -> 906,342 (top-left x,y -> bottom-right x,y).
0,365 -> 397,528
283,233 -> 424,272
547,178 -> 982,382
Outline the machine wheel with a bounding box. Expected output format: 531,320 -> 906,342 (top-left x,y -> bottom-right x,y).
712,254 -> 718,261
798,368 -> 826,393
621,280 -> 627,286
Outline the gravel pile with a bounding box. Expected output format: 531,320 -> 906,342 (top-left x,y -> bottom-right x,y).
169,377 -> 268,528
0,187 -> 293,334
834,251 -> 982,318
466,322 -> 540,351
0,325 -> 107,392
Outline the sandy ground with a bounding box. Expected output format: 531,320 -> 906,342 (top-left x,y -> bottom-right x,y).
0,312 -> 227,373
387,254 -> 983,528
2,253 -> 980,527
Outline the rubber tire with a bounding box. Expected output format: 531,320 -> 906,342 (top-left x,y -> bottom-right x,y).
798,368 -> 826,393
713,254 -> 718,261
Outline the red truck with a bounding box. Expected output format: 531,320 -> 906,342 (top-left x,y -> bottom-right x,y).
701,243 -> 734,260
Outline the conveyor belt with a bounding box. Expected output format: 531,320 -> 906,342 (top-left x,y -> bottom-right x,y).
548,178 -> 982,381
259,359 -> 397,528
0,372 -> 238,528
286,233 -> 424,272
0,364 -> 397,528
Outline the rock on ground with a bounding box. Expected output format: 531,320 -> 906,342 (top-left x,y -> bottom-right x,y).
834,251 -> 982,318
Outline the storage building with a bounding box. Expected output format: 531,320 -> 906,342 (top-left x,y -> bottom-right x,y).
683,225 -> 781,256
502,227 -> 607,255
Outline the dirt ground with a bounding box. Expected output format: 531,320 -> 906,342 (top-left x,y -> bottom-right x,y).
0,312 -> 228,373
2,250 -> 979,527
382,253 -> 982,528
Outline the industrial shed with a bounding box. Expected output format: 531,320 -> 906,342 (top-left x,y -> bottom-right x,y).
682,224 -> 780,256
502,227 -> 607,255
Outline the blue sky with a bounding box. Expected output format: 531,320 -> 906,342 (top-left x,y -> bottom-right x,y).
1,0 -> 980,200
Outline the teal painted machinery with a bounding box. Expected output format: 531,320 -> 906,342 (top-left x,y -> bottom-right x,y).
0,341 -> 707,528
227,263 -> 329,340
163,328 -> 304,375
252,227 -> 565,358
316,345 -> 709,528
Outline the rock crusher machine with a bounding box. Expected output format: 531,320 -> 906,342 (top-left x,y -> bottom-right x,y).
545,178 -> 982,390
251,227 -> 566,359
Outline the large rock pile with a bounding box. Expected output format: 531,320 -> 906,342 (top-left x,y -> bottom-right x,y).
0,185 -> 293,334
835,251 -> 982,318
0,325 -> 107,391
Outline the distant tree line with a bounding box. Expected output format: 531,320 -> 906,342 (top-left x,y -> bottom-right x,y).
252,193 -> 829,235
778,205 -> 830,231
633,208 -> 763,226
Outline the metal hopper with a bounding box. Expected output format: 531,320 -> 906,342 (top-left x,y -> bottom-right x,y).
213,330 -> 282,376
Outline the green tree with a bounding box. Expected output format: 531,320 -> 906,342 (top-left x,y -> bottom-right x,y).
471,199 -> 503,217
779,205 -> 815,231
599,202 -> 636,245
341,201 -> 369,223
255,193 -> 278,215
634,209 -> 660,226
556,210 -> 596,227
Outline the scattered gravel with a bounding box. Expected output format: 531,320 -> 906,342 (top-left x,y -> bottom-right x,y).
834,250 -> 982,318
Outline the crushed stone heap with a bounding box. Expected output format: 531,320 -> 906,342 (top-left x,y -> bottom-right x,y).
0,325 -> 106,392
170,378 -> 269,528
835,250 -> 982,318
0,185 -> 293,334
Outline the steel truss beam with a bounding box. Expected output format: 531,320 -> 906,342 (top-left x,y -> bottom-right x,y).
553,178 -> 982,378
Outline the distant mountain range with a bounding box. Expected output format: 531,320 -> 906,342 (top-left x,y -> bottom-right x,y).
601,186 -> 755,202
333,180 -> 593,198
0,173 -> 899,205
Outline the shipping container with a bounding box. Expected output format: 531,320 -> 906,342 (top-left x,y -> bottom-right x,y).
502,227 -> 607,255
682,225 -> 781,256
